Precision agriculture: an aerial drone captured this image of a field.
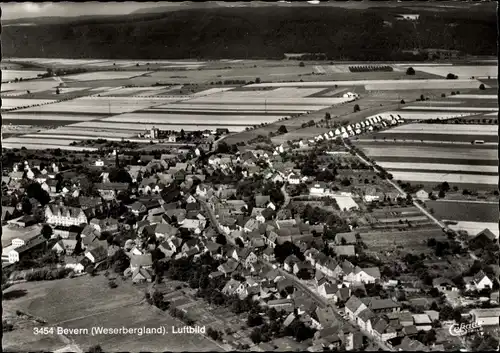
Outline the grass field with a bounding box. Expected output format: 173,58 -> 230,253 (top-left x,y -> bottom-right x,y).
2,70 -> 46,82
389,171 -> 497,185
426,200 -> 498,223
384,123 -> 496,135
2,276 -> 222,352
413,65 -> 497,78
64,71 -> 150,81
359,227 -> 447,254
446,221 -> 499,237
361,145 -> 498,160
1,98 -> 58,109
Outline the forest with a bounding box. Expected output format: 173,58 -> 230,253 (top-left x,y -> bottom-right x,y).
2,6 -> 496,60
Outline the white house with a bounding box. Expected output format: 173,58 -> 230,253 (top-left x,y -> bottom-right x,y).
415,189 -> 429,201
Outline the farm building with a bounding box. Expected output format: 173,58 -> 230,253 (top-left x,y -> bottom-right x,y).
469,308 -> 500,327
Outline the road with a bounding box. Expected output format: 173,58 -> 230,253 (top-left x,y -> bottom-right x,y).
260,259 -> 394,351
196,196 -> 226,236
343,139 -> 446,229
280,184 -> 291,211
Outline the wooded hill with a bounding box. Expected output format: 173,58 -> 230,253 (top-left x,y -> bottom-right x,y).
2,6 -> 496,60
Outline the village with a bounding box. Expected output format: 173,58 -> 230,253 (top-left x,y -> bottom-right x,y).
2,127 -> 499,352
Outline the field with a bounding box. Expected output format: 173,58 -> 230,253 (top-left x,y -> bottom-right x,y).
446,221 -> 499,237
359,228 -> 448,254
383,123 -> 497,135
1,98 -> 58,109
360,146 -> 497,160
2,70 -> 47,82
412,65 -> 497,78
61,71 -> 150,81
247,79 -> 487,90
2,276 -> 222,352
425,200 -> 498,223
389,171 -> 497,185
402,106 -> 498,112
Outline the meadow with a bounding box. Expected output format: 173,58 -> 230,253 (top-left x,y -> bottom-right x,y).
425,200 -> 498,223
2,276 -> 221,352
2,69 -> 47,82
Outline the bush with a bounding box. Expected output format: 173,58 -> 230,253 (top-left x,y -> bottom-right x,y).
353,104 -> 360,112
479,83 -> 485,90
446,73 -> 457,79
406,67 -> 415,75
441,93 -> 446,98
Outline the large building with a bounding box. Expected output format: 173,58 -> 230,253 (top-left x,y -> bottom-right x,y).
45,205 -> 88,227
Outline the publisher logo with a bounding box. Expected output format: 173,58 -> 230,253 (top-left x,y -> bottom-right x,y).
449,321 -> 483,337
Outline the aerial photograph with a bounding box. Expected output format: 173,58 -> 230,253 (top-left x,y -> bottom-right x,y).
1,1 -> 498,352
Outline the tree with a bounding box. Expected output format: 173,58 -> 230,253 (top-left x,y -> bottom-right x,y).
108,168 -> 132,184
438,190 -> 445,198
250,327 -> 263,344
255,77 -> 261,84
247,311 -> 263,327
479,83 -> 486,90
325,112 -> 331,120
21,198 -> 33,214
400,99 -> 405,104
406,67 -> 415,75
88,345 -> 103,353
41,224 -> 53,240
56,87 -> 60,94
277,125 -> 288,134
446,73 -> 457,79
26,182 -> 50,205
353,104 -> 360,112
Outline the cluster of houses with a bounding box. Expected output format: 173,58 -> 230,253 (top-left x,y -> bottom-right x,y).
2,139 -> 499,351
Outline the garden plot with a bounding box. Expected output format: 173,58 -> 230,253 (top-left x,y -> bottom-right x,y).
16,97 -> 168,115
333,196 -> 359,211
2,113 -> 100,122
451,94 -> 497,99
386,123 -> 496,135
359,228 -> 446,253
71,121 -> 250,132
389,171 -> 497,185
63,71 -> 149,81
1,70 -> 47,82
246,79 -> 485,89
376,162 -> 498,174
1,98 -> 57,109
414,65 -> 497,78
402,106 -> 498,112
102,113 -> 285,125
446,221 -> 499,237
361,146 -> 498,161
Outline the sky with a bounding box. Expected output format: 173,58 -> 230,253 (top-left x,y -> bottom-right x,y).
1,2 -> 177,20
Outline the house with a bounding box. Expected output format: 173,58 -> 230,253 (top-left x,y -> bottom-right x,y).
284,255 -> 300,272
415,189 -> 429,201
332,245 -> 356,257
344,267 -> 381,285
334,232 -> 357,245
131,268 -> 153,283
345,296 -> 368,321
255,195 -> 271,208
263,247 -> 275,262
469,308 -> 500,326
45,205 -> 88,227
95,182 -> 129,200
89,218 -> 118,234
52,239 -> 78,255
432,277 -> 458,292
470,228 -> 497,250
412,314 -> 432,331
130,254 -> 153,271
218,259 -> 240,275
310,183 -> 329,196
5,236 -> 47,263
130,201 -> 147,216
361,297 -> 401,314
85,246 -> 108,264
287,173 -> 301,185
356,308 -> 375,331
267,298 -> 294,312
469,270 -> 493,291
158,241 -> 176,259
318,282 -> 337,300
368,316 -> 398,342
222,279 -> 241,296
155,223 -> 179,239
